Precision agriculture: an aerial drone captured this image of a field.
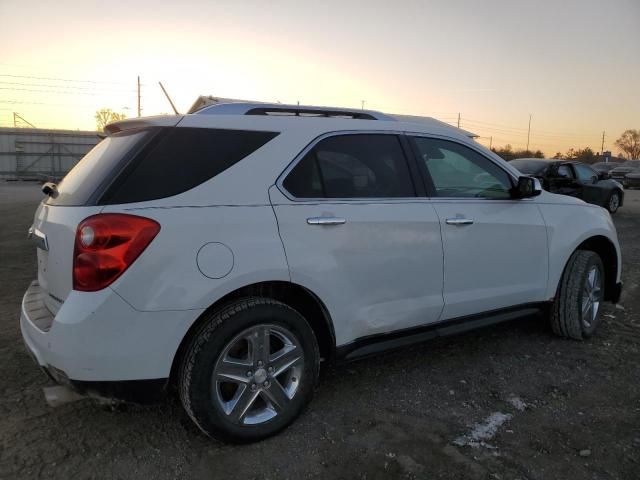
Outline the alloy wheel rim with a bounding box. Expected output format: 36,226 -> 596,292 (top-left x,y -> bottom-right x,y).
581,266 -> 602,328
609,194 -> 619,211
212,324 -> 304,425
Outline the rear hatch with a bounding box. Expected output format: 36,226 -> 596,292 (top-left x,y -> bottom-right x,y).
32,116 -> 182,310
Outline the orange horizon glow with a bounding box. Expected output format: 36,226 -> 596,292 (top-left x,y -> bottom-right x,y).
1,0 -> 638,157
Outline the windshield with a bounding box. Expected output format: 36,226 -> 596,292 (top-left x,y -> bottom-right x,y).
509,159 -> 549,175
46,129 -> 153,206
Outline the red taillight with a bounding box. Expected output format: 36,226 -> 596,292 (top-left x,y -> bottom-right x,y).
73,214 -> 160,292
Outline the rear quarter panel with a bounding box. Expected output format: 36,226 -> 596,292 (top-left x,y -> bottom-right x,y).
102,204 -> 290,311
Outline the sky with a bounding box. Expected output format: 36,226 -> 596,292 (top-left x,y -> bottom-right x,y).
0,0 -> 638,156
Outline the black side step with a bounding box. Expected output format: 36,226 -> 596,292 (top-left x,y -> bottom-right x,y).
336,304 -> 543,361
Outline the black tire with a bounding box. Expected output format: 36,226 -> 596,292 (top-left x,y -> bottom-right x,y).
179,297 -> 320,443
606,190 -> 621,214
551,250 -> 605,340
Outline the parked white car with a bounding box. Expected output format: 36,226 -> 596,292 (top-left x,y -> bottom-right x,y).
21,103 -> 622,442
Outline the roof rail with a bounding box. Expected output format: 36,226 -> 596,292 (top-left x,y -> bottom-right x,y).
194,102 -> 396,121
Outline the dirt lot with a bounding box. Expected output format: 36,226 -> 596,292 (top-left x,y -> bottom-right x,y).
1,182 -> 638,480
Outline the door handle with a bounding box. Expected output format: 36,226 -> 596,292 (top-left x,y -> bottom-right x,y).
445,217 -> 474,226
306,217 -> 346,226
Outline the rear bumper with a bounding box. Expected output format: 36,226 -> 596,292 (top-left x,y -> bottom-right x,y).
20,280 -> 203,392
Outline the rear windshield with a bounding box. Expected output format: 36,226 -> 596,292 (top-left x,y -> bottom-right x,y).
47,127 -> 279,206
46,129 -> 151,206
509,159 -> 549,175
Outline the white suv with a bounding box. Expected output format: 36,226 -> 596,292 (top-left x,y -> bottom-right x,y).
20,103 -> 622,442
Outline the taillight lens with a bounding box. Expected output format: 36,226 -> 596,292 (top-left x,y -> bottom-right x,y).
73,214 -> 160,292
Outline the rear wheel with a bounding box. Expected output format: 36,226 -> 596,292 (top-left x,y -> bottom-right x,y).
551,250 -> 604,340
179,297 -> 320,442
607,191 -> 621,213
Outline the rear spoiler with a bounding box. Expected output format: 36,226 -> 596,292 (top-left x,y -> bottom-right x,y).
104,115 -> 184,136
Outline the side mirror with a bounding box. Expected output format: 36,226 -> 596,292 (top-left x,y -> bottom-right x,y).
514,176 -> 542,198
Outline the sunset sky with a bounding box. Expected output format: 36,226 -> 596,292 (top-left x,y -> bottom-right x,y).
1,0 -> 638,156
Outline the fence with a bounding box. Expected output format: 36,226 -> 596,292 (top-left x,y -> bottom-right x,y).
0,127 -> 100,180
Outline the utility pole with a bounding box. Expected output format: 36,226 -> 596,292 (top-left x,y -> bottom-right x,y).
526,114 -> 532,152
489,136 -> 493,150
601,131 -> 606,158
457,113 -> 461,128
137,76 -> 141,117
361,100 -> 365,110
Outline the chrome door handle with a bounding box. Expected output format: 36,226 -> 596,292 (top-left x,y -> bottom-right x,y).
306,217 -> 346,226
445,218 -> 474,226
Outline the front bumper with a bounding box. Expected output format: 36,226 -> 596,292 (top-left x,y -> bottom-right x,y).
20,280 -> 203,394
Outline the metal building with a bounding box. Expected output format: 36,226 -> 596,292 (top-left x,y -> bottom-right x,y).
0,127 -> 100,180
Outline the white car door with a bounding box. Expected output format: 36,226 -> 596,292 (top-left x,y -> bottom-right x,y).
409,136 -> 549,320
271,133 -> 444,347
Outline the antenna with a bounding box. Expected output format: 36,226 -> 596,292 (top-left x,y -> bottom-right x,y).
158,82 -> 179,114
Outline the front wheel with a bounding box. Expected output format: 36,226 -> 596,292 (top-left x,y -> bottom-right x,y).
607,191 -> 621,213
179,298 -> 320,443
551,250 -> 605,340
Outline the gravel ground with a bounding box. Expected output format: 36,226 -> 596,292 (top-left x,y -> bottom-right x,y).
1,182 -> 638,480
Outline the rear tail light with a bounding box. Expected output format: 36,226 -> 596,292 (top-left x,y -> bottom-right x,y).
73,214 -> 160,292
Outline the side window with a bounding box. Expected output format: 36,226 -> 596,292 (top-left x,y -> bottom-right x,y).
557,165 -> 574,178
283,134 -> 415,198
412,137 -> 513,199
574,164 -> 597,183
103,128 -> 279,204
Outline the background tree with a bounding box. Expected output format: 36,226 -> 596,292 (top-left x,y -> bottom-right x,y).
492,144 -> 545,161
95,108 -> 127,131
564,147 -> 597,164
614,129 -> 640,159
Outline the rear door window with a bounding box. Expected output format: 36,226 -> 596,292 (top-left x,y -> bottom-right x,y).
282,134 -> 416,198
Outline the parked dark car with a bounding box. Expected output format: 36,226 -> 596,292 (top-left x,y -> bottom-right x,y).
624,172 -> 640,189
591,161 -> 622,176
609,160 -> 640,183
510,158 -> 624,213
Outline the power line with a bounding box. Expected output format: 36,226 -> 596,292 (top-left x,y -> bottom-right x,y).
0,73 -> 130,85
462,117 -> 599,138
0,86 -> 135,96
0,80 -> 139,93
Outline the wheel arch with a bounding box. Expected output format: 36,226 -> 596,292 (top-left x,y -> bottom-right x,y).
565,235 -> 619,302
169,281 -> 336,388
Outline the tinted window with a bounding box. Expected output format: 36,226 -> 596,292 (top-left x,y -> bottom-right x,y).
283,134 -> 415,198
46,130 -> 151,206
413,138 -> 512,198
103,128 -> 278,204
574,164 -> 597,183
